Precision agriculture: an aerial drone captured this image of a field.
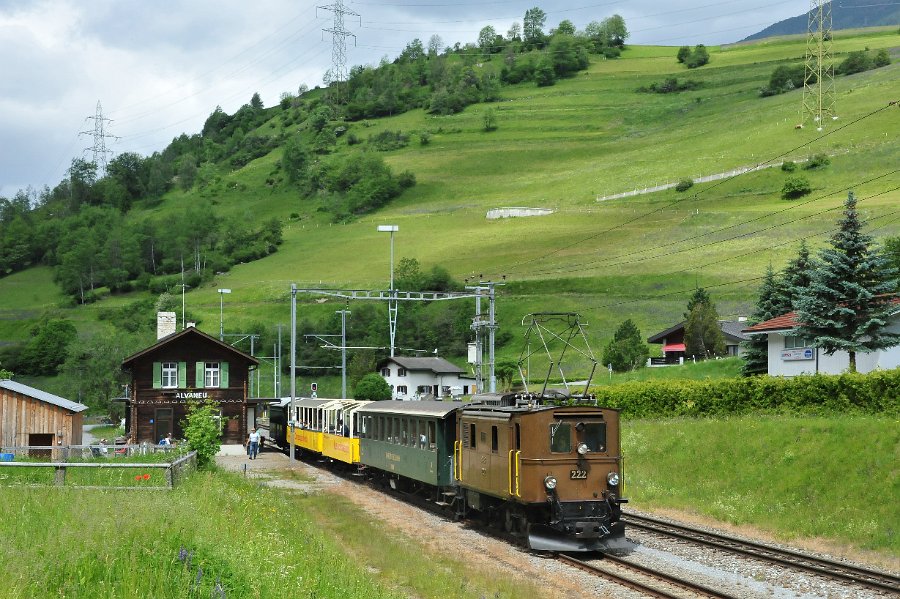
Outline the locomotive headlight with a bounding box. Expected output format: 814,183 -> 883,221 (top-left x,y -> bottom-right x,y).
577,443 -> 589,456
607,472 -> 620,486
544,475 -> 558,490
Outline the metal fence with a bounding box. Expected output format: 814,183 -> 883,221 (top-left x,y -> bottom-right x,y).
0,445 -> 197,489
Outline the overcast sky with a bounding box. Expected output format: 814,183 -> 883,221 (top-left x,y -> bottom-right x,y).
0,0 -> 812,199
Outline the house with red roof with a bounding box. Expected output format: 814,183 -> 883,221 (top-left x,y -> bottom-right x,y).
742,298 -> 900,376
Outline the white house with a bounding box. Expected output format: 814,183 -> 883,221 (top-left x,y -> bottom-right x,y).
377,356 -> 475,400
742,299 -> 900,376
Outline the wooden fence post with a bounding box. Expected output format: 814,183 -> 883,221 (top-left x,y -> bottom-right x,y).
54,465 -> 66,486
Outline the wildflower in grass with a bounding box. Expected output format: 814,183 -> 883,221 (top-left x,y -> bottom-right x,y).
178,546 -> 188,563
193,566 -> 203,589
214,576 -> 226,598
134,475 -> 142,481
143,473 -> 151,480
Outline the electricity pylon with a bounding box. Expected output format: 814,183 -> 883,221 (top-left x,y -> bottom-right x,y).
801,0 -> 836,130
80,100 -> 118,175
319,0 -> 359,106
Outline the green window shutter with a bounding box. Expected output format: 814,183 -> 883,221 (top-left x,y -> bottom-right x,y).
152,362 -> 162,389
196,362 -> 205,388
178,362 -> 187,388
220,362 -> 229,388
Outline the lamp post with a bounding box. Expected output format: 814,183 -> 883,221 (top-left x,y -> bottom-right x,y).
217,288 -> 231,341
377,225 -> 399,357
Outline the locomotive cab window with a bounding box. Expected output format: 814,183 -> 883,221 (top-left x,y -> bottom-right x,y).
550,423 -> 572,453
583,423 -> 607,452
491,426 -> 498,454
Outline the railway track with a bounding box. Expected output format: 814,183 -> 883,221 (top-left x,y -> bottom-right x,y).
558,553 -> 739,599
623,512 -> 900,594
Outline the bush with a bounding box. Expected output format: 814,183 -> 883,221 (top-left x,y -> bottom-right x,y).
637,77 -> 702,94
592,370 -> 900,418
836,50 -> 873,75
760,64 -> 807,97
419,131 -> 431,146
804,153 -> 830,170
684,44 -> 710,69
781,161 -> 797,172
353,373 -> 392,401
873,48 -> 890,68
368,130 -> 409,151
782,176 -> 812,199
181,400 -> 222,469
675,178 -> 694,192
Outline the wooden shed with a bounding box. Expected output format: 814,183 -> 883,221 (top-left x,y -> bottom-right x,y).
121,325 -> 259,445
0,379 -> 88,450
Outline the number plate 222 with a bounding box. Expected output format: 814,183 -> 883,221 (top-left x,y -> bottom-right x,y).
569,469 -> 587,480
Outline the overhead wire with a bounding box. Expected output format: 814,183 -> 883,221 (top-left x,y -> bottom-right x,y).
496,100 -> 899,277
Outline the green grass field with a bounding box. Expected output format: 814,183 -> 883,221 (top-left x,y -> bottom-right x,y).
624,415 -> 900,555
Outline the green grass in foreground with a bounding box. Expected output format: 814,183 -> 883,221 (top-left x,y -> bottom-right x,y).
624,415 -> 899,554
0,472 -> 402,599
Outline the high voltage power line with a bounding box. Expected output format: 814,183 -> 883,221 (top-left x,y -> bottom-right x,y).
495,100 -> 899,277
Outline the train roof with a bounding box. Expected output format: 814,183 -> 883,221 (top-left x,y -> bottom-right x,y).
357,399 -> 462,418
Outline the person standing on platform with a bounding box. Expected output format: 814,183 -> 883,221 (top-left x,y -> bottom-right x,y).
248,428 -> 260,460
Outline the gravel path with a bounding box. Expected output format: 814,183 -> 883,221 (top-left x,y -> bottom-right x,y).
217,449 -> 898,598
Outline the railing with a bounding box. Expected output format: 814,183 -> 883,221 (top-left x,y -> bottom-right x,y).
507,450 -> 521,498
0,445 -> 197,489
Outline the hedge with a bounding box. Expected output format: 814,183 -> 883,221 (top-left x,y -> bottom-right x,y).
592,369 -> 900,418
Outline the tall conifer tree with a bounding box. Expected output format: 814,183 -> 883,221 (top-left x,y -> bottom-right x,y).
794,192 -> 899,372
741,264 -> 781,376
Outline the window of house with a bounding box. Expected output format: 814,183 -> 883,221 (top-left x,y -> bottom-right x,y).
398,368 -> 407,377
381,367 -> 390,376
161,362 -> 178,388
397,385 -> 408,395
785,335 -> 812,349
205,363 -> 220,387
550,423 -> 571,453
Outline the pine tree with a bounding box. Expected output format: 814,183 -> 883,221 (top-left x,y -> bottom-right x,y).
684,293 -> 726,358
775,239 -> 813,313
794,192 -> 899,372
602,319 -> 649,372
741,264 -> 781,376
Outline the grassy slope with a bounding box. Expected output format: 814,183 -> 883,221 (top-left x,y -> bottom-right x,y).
625,415 -> 900,557
1,29 -> 898,379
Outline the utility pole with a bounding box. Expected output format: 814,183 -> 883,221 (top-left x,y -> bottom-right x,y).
276,324 -> 283,398
468,280 -> 503,393
80,100 -> 118,176
289,284 -> 297,464
336,308 -> 351,398
801,0 -> 836,130
319,0 -> 359,106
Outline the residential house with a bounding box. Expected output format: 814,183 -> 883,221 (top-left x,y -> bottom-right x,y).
378,356 -> 474,400
742,299 -> 900,376
647,320 -> 750,363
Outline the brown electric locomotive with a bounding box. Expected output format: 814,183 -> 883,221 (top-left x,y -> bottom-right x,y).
453,392 -> 628,552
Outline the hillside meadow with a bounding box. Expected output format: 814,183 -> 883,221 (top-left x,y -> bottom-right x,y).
1,28 -> 898,393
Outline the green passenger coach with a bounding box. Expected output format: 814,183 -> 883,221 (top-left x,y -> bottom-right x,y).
358,400 -> 459,489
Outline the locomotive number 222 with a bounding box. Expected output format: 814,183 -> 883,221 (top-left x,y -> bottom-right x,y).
570,469 -> 588,479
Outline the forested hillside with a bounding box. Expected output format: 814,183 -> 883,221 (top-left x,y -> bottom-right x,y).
0,18 -> 897,415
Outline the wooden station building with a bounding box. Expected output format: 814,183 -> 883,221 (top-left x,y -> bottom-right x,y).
121,325 -> 259,445
0,379 -> 88,451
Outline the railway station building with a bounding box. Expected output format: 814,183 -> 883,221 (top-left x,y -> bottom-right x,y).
121,324 -> 259,444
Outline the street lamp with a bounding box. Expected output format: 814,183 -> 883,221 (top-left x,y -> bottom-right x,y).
217,288 -> 231,341
377,225 -> 398,357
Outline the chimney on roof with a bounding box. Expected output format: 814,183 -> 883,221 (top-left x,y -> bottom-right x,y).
157,312 -> 177,340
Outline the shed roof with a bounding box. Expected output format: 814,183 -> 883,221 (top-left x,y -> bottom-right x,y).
0,380 -> 89,413
358,399 -> 461,418
379,356 -> 465,374
121,325 -> 259,367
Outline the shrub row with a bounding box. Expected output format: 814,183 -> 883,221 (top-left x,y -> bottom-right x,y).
592,370 -> 900,418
